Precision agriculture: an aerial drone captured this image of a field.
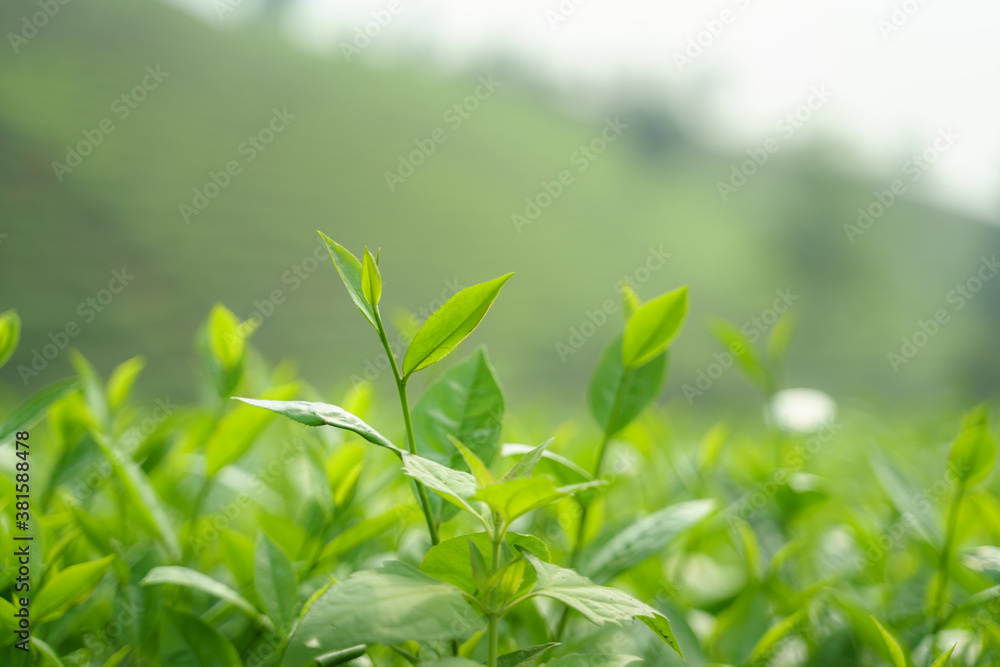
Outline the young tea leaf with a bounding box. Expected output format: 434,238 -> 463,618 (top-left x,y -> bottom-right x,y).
621,285 -> 688,368
31,555 -> 114,623
477,477 -> 605,525
0,308 -> 22,370
949,406 -> 997,487
450,435 -> 496,487
318,232 -> 377,328
141,566 -> 269,628
362,246 -> 382,306
421,532 -> 550,595
502,438 -> 554,481
401,452 -> 491,527
870,616 -> 908,667
497,643 -> 559,667
402,273 -> 513,377
166,608 -> 243,667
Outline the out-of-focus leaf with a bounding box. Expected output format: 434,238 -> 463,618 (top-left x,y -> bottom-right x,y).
621,286 -> 688,368
949,406 -> 996,487
544,656 -> 641,667
314,645 -> 368,666
255,533 -> 299,635
0,309 -> 21,370
32,555 -> 114,623
206,382 -> 299,475
285,561 -> 482,667
141,566 -> 268,628
0,377 -> 79,444
747,609 -> 807,664
582,499 -> 715,583
476,477 -> 605,524
589,334 -> 666,437
166,607 -> 243,667
106,356 -> 145,410
870,616 -> 908,667
710,319 -> 772,394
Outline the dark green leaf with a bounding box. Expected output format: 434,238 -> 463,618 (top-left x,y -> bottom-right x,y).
166,608 -> 243,667
589,334 -> 666,437
141,566 -> 268,628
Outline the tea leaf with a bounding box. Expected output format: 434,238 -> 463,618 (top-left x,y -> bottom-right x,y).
477,477 -> 605,524
362,246 -> 382,306
949,406 -> 996,487
930,645 -> 956,667
165,608 -> 243,667
207,383 -> 299,475
285,561 -> 482,666
870,616 -> 908,667
497,643 -> 559,667
314,646 -> 368,666
621,285 -> 687,368
421,532 -> 550,594
402,273 -> 513,377
255,533 -> 299,635
520,550 -> 681,656
0,308 -> 19,370
450,435 -> 496,487
142,566 -> 268,628
318,232 -> 377,328
412,348 -> 505,470
589,334 -> 666,437
235,398 -> 401,453
710,318 -> 773,394
402,452 -> 490,526
106,356 -> 145,410
0,377 -> 79,444
583,499 -> 715,583
747,608 -> 807,664
544,656 -> 641,667
32,555 -> 114,623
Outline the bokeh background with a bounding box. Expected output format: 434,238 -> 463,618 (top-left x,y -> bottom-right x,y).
2,0 -> 999,414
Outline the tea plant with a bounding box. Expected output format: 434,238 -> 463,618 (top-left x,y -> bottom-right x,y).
0,233 -> 998,667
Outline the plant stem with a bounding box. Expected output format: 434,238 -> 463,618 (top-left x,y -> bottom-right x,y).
932,481 -> 965,632
487,536 -> 503,667
373,307 -> 440,546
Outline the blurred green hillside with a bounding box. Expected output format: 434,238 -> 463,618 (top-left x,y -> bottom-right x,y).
1,0 -> 998,411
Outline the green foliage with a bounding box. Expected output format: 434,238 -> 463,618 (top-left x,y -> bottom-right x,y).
2,232 -> 999,667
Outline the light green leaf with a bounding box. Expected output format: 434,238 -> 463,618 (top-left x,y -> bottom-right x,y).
314,646 -> 368,666
402,273 -> 513,377
285,561 -> 483,667
92,433 -> 181,561
317,506 -> 415,566
106,356 -> 145,410
362,246 -> 382,306
197,303 -> 254,397
583,499 -> 715,583
870,616 -> 908,667
0,309 -> 21,370
502,439 -> 554,481
401,452 -> 490,525
620,283 -> 642,320
417,660 -> 483,667
101,646 -> 132,667
710,318 -> 773,393
318,232 -> 377,328
766,311 -> 797,363
451,435 -> 495,487
748,609 -> 807,664
0,377 -> 79,444
30,637 -> 64,666
544,656 -> 641,667
589,334 -> 666,437
500,443 -> 591,485
235,398 -> 400,453
496,643 -> 559,667
206,383 -> 299,475
964,546 -> 1000,583
255,533 -> 299,635
621,286 -> 688,368
521,550 -> 681,656
949,406 -> 996,487
32,555 -> 114,623
166,608 -> 243,667
477,477 -> 605,524
0,596 -> 17,648
421,532 -> 550,594
930,645 -> 956,667
141,566 -> 269,628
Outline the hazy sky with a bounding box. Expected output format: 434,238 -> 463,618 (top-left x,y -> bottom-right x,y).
169,0 -> 1000,223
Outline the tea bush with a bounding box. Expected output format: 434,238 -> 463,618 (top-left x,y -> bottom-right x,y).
0,234 -> 998,667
